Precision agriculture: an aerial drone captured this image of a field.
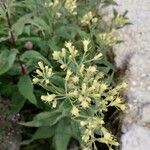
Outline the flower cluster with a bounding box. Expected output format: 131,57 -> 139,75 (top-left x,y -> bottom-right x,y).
97,31 -> 117,47
64,0 -> 77,15
114,14 -> 129,28
33,41 -> 127,149
33,62 -> 53,85
81,11 -> 98,26
80,118 -> 119,149
41,93 -> 57,108
80,117 -> 104,143
44,0 -> 59,8
100,127 -> 119,147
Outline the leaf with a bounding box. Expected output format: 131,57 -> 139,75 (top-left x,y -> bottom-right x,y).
51,75 -> 65,88
48,39 -> 60,51
103,0 -> 118,6
12,15 -> 50,36
59,99 -> 72,115
20,50 -> 50,66
11,92 -> 26,112
18,75 -> 37,106
56,26 -> 71,39
21,126 -> 56,145
20,111 -> 62,127
53,118 -> 72,150
0,37 -> 9,43
0,49 -> 18,75
32,17 -> 51,33
113,9 -> 118,17
32,126 -> 55,140
70,120 -> 81,140
12,14 -> 32,36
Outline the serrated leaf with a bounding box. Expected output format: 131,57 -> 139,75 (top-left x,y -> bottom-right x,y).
0,49 -> 18,75
18,75 -> 37,105
20,111 -> 62,127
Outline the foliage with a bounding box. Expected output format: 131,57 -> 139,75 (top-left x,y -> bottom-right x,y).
0,0 -> 129,150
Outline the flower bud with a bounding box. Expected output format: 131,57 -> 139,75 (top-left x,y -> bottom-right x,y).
24,41 -> 33,49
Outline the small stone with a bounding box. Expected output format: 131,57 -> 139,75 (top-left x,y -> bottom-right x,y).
141,105 -> 150,123
141,74 -> 146,77
147,86 -> 150,91
131,81 -> 137,86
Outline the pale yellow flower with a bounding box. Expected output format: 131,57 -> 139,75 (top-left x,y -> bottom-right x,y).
64,0 -> 77,15
36,69 -> 43,76
80,121 -> 87,127
46,68 -> 53,77
78,95 -> 84,102
82,39 -> 90,52
52,51 -> 61,60
65,69 -> 72,80
87,66 -> 97,74
81,11 -> 93,26
101,83 -> 107,91
72,76 -> 79,83
41,93 -> 56,104
71,106 -> 79,117
38,61 -> 44,70
61,48 -> 66,57
81,100 -> 89,108
52,100 -> 57,108
32,77 -> 40,84
92,17 -> 98,23
82,83 -> 87,94
65,41 -> 72,49
79,64 -> 85,74
93,53 -> 103,60
104,132 -> 112,140
60,64 -> 67,69
68,90 -> 78,97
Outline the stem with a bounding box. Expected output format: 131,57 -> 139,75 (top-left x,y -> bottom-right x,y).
80,51 -> 87,65
2,2 -> 16,46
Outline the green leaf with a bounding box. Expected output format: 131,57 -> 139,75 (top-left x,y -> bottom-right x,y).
53,118 -> 72,150
20,111 -> 62,127
12,15 -> 50,36
51,75 -> 65,88
48,39 -> 60,51
32,17 -> 51,33
12,14 -> 32,36
59,99 -> 72,115
0,49 -> 18,75
21,126 -> 56,145
103,0 -> 118,6
11,92 -> 26,112
32,126 -> 55,140
20,50 -> 50,66
70,120 -> 81,140
18,75 -> 37,106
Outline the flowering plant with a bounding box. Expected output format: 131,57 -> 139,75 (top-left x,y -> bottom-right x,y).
0,0 -> 129,149
31,40 -> 127,149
